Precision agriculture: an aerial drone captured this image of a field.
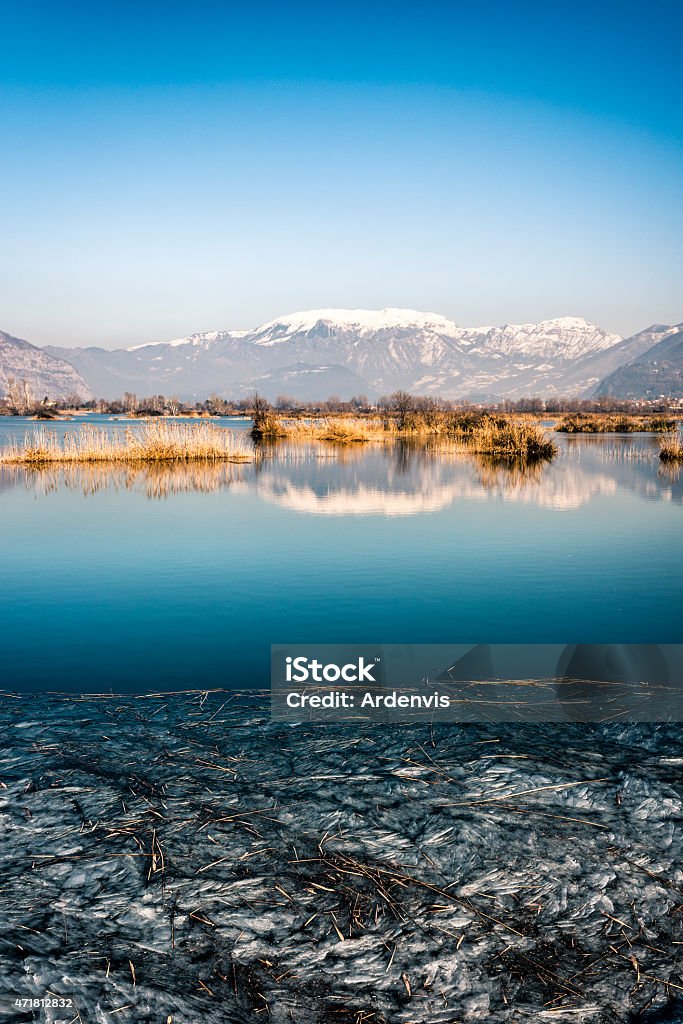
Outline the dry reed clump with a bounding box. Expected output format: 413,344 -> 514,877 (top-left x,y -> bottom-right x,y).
253,416 -> 396,443
463,416 -> 556,459
250,411 -> 289,438
293,416 -> 390,442
250,407 -> 557,444
659,431 -> 683,462
425,418 -> 556,459
445,411 -> 507,435
252,411 -> 556,458
0,422 -> 252,465
556,413 -> 677,434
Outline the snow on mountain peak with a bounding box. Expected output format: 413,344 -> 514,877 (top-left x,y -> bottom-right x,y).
124,309 -> 622,364
537,316 -> 594,329
482,317 -> 621,359
254,308 -> 463,343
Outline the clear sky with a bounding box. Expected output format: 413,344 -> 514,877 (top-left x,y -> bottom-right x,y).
1,0 -> 681,347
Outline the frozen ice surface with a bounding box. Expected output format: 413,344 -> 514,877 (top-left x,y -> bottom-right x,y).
0,693 -> 682,1023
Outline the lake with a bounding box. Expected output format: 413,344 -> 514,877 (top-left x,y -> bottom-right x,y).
1,416 -> 681,691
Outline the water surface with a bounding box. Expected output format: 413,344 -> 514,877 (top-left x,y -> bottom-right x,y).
1,419 -> 681,690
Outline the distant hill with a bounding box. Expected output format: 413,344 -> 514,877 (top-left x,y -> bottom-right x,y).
552,324 -> 679,397
24,308 -> 683,402
596,326 -> 683,399
0,329 -> 92,403
45,308 -> 628,401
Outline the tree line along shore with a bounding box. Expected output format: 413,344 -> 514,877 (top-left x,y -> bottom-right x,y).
0,390 -> 681,465
1,384 -> 683,420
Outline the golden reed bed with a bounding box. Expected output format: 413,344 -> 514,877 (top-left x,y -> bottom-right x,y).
0,421 -> 252,465
556,413 -> 677,433
253,412 -> 557,459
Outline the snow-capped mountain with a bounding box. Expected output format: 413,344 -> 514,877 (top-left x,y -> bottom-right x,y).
242,309 -> 619,357
249,308 -> 471,345
0,330 -> 92,403
474,317 -> 620,360
41,308 -> 677,401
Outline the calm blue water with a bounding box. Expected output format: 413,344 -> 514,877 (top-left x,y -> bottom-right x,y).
1,417 -> 681,691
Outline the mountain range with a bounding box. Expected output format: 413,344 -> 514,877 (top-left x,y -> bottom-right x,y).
1,310 -> 681,403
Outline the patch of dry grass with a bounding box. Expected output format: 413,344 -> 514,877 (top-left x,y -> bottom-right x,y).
252,411 -> 556,458
282,416 -> 389,442
249,411 -> 290,438
659,432 -> 683,462
464,416 -> 556,459
0,421 -> 252,465
428,416 -> 556,460
556,413 -> 677,434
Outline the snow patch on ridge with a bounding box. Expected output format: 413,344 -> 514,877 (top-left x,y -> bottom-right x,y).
127,330 -> 247,352
252,308 -> 467,344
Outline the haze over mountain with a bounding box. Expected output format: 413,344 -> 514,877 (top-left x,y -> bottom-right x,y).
43,307 -> 666,402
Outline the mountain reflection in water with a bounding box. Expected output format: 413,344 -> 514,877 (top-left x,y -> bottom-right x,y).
3,436 -> 681,513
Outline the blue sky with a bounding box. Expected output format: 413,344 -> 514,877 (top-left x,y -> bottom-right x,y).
1,0 -> 681,347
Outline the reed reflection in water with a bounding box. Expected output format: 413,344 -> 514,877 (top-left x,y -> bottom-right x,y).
14,459 -> 249,499
5,436 -> 679,512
